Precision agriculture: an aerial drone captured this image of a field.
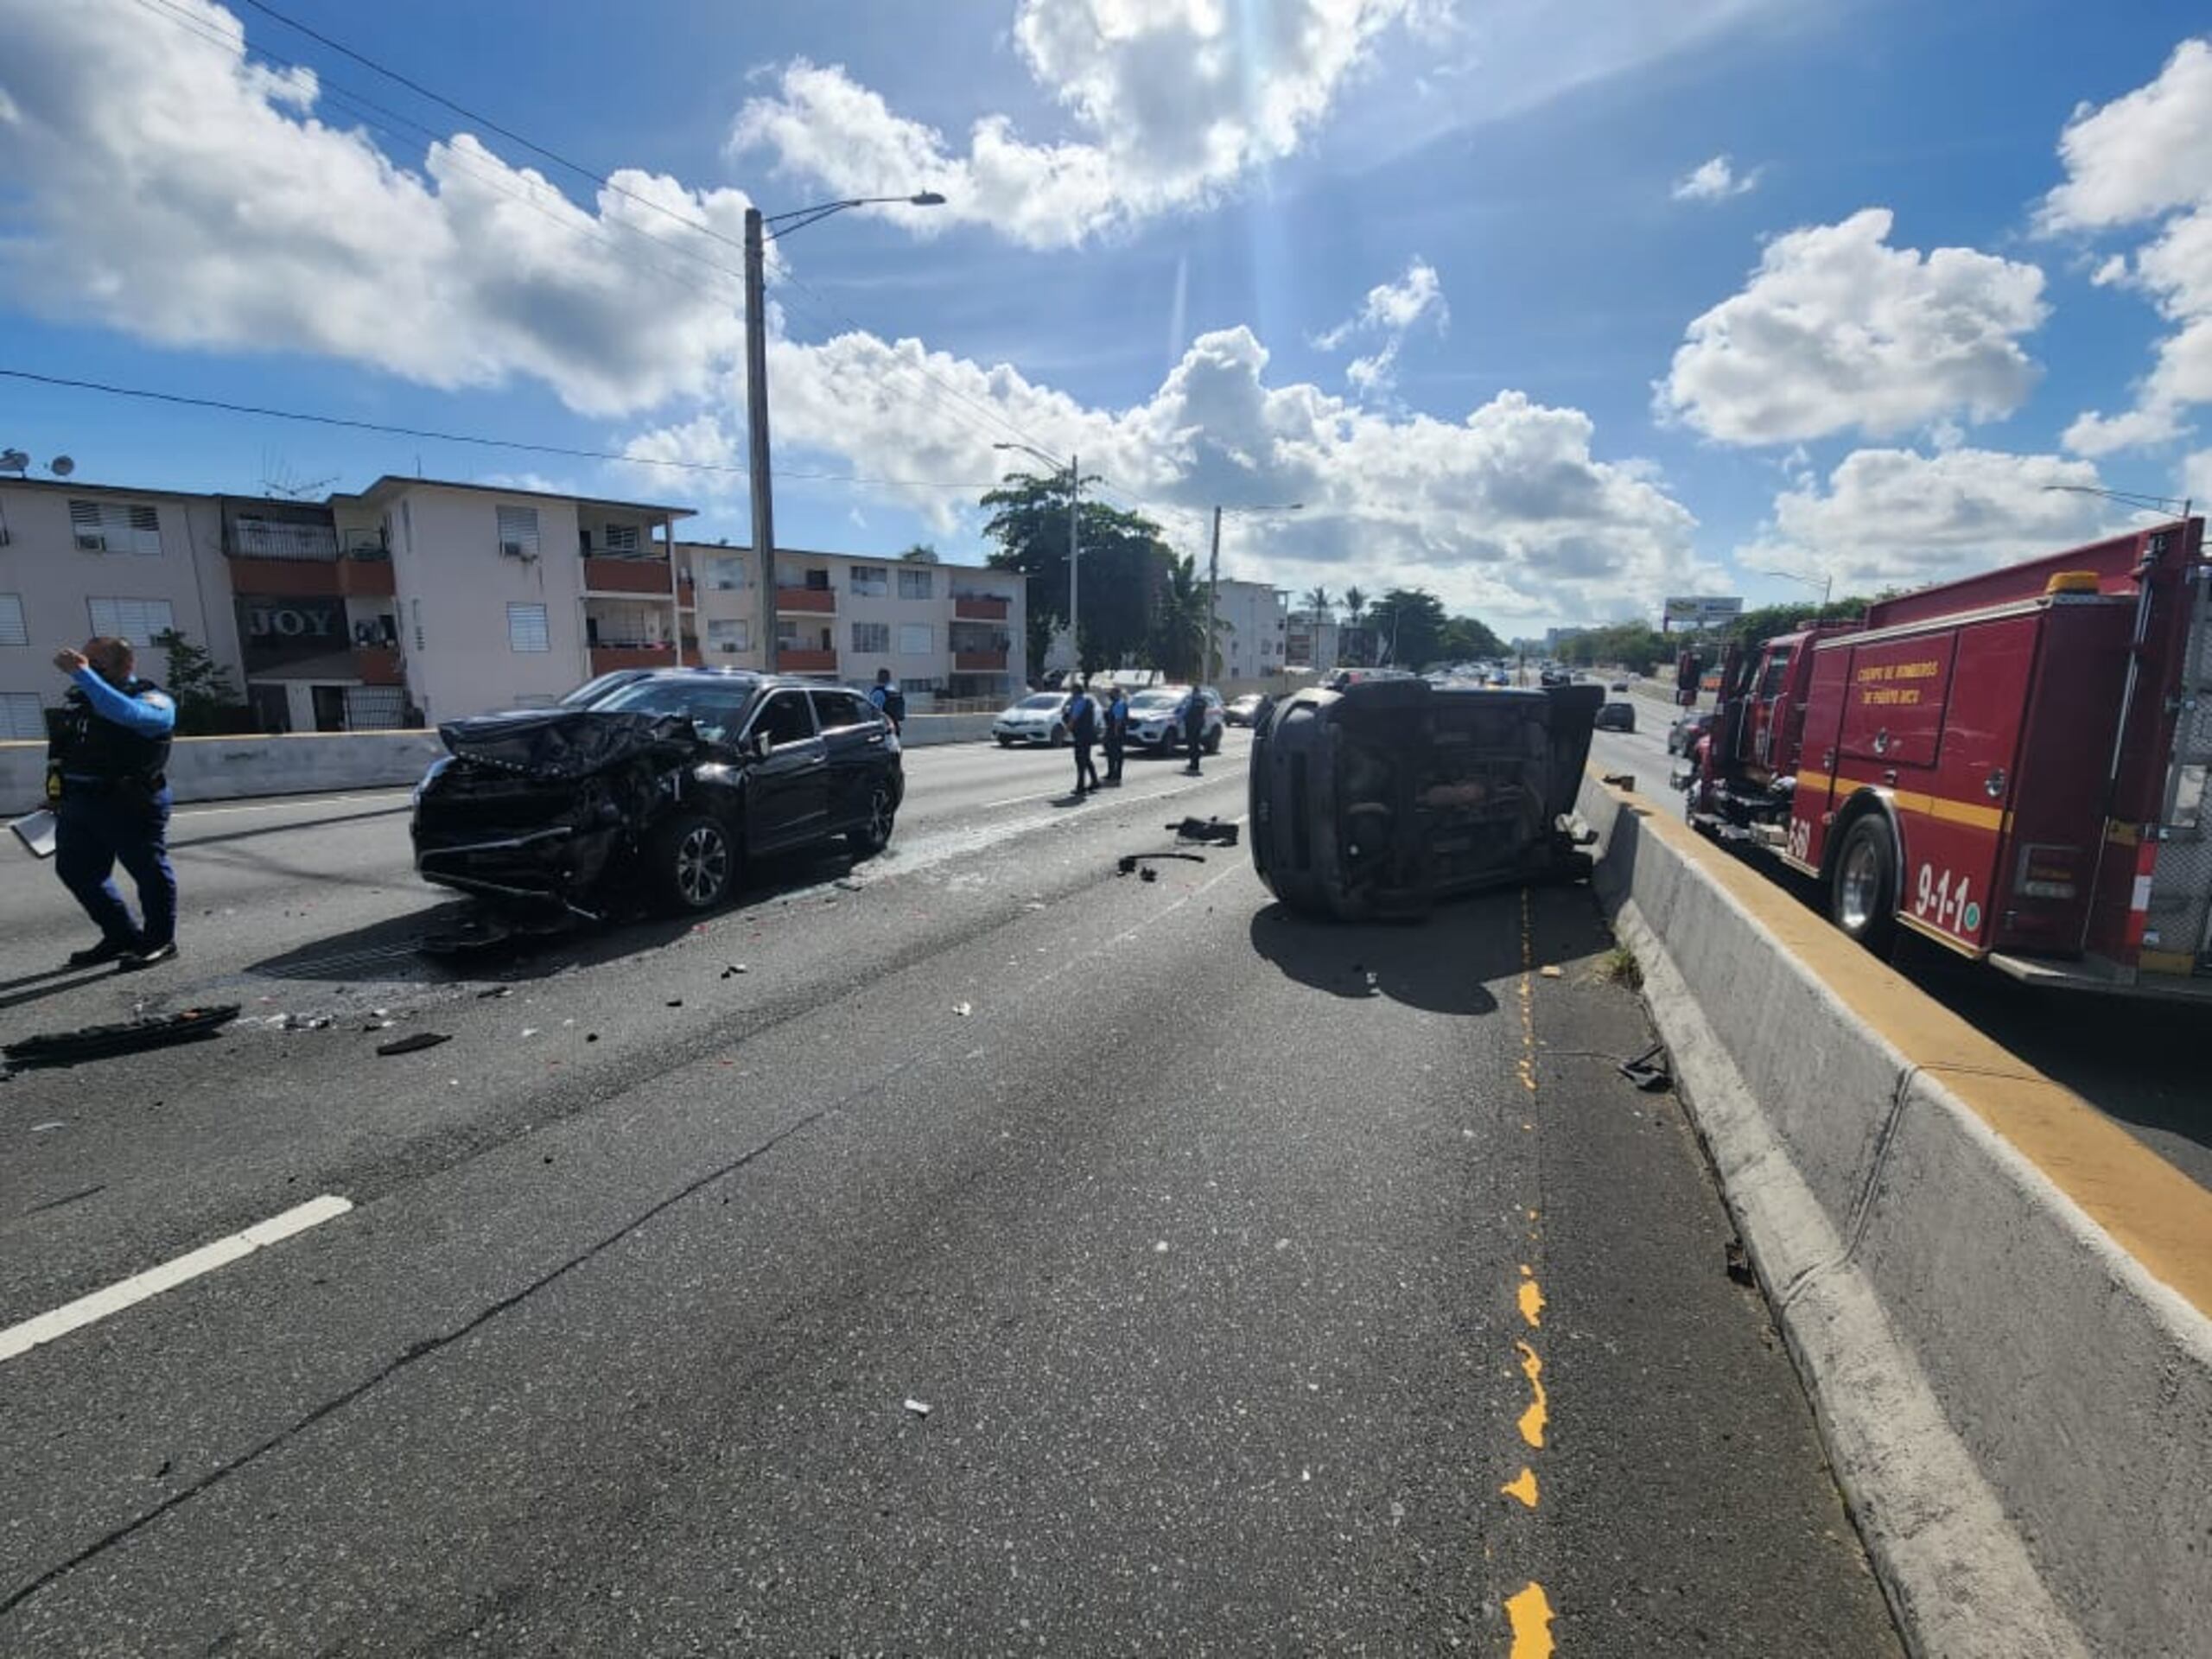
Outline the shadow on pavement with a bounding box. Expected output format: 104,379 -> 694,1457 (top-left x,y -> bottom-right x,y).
1245,892 -> 1522,1017
0,964 -> 123,1014
241,840 -> 871,986
169,804 -> 412,852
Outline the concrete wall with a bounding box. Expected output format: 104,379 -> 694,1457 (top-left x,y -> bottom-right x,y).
1,712 -> 1011,810
1577,773 -> 2212,1659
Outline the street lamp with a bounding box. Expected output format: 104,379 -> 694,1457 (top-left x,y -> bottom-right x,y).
993,441 -> 1080,677
2041,483 -> 2193,518
1745,564 -> 1834,616
1207,501 -> 1302,682
747,191 -> 945,671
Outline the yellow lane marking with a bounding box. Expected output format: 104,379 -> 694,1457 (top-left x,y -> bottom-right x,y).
1515,1340 -> 1548,1449
1500,1467 -> 1540,1509
1517,1278 -> 1545,1329
1588,768 -> 2212,1318
1506,1582 -> 1556,1658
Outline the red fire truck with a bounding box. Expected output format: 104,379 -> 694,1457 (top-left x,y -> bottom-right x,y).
1684,517 -> 2211,1000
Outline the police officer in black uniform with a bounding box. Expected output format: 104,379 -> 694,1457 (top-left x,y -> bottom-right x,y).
48,636 -> 180,969
1181,688 -> 1207,775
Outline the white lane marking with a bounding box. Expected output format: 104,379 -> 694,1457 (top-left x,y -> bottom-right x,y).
982,788 -> 1064,809
176,792 -> 410,819
0,1194 -> 352,1364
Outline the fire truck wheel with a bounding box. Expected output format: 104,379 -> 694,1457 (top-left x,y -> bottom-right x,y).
1830,816 -> 1899,955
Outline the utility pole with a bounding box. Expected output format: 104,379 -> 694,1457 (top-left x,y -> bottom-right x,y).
1205,504 -> 1222,683
744,204 -> 778,673
1068,452 -> 1080,677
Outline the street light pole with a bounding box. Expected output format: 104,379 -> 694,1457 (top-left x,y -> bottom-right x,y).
1748,565 -> 1834,614
744,206 -> 777,672
743,191 -> 944,673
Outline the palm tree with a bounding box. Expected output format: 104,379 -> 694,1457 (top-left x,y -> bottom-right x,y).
1303,585 -> 1334,626
1342,585 -> 1367,666
1153,555 -> 1217,682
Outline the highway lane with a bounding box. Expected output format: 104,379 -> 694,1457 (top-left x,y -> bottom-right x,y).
1590,707 -> 2212,1191
0,734 -> 1900,1656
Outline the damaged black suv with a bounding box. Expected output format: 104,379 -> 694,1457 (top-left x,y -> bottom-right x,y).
411,671 -> 902,918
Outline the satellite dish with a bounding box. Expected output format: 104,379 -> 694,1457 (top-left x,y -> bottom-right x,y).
0,449 -> 28,475
49,455 -> 75,477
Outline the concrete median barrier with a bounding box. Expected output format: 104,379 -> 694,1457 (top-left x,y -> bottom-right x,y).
1578,774 -> 2212,1659
2,713 -> 1007,810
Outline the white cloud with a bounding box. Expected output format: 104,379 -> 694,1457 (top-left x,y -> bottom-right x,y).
1671,154 -> 1758,202
2183,447 -> 2212,505
1742,446 -> 2115,591
625,325 -> 1712,627
1313,257 -> 1447,399
2041,38 -> 2212,455
730,1 -> 1421,249
1658,208 -> 2049,444
0,0 -> 751,415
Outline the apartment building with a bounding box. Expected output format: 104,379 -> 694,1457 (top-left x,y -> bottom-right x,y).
680,543 -> 1026,706
1285,611 -> 1340,672
0,472 -> 1027,736
1211,578 -> 1289,681
0,480 -> 241,741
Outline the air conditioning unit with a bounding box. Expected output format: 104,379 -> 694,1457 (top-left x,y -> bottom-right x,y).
499,542 -> 537,562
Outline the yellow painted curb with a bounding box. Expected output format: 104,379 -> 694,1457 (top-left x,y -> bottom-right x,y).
1592,772 -> 2212,1319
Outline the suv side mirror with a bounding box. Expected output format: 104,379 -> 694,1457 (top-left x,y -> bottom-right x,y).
745,730 -> 773,761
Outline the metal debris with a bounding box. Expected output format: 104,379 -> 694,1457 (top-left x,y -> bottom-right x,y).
376,1031 -> 452,1057
1170,817 -> 1241,846
952,1002 -> 973,1017
1601,772 -> 1636,790
1618,1040 -> 1673,1093
1725,1240 -> 1756,1287
904,1398 -> 931,1417
3,1005 -> 241,1068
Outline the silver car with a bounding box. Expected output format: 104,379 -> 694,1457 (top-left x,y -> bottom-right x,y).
1126,686 -> 1225,755
993,690 -> 1074,747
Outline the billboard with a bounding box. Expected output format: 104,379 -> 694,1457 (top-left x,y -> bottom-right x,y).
1662,595 -> 1743,630
235,594 -> 351,673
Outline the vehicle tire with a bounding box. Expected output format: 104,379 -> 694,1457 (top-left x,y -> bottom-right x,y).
996,735 -> 1014,748
848,781 -> 897,858
650,811 -> 736,914
1205,728 -> 1223,754
1829,815 -> 1899,956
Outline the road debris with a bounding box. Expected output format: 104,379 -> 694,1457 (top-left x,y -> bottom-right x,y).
376,1031 -> 452,1057
1726,1240 -> 1756,1287
1140,868 -> 1158,883
1618,1041 -> 1673,1093
720,963 -> 749,979
1117,851 -> 1206,875
952,1002 -> 973,1017
665,998 -> 683,1007
1538,965 -> 1564,978
3,1005 -> 241,1069
1170,817 -> 1241,846
1601,772 -> 1636,791
903,1398 -> 931,1417
476,986 -> 512,1000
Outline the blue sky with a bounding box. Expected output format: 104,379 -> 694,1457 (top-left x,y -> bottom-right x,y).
3,0 -> 2210,632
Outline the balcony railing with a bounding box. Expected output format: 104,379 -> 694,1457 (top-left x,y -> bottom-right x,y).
588,643 -> 678,674
953,594 -> 1011,620
353,645 -> 404,686
582,556 -> 688,596
776,647 -> 838,672
954,649 -> 1008,671
227,521 -> 340,562
776,586 -> 836,614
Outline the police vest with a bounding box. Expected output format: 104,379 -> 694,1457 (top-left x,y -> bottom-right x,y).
50,677 -> 173,785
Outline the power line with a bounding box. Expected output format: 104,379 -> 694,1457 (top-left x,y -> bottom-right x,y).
0,367 -> 1001,491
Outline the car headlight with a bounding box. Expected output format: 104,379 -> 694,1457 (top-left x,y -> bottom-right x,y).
411,755 -> 452,806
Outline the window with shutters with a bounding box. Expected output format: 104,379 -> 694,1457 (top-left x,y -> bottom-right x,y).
0,691 -> 47,741
898,567 -> 932,600
706,619 -> 751,655
601,523 -> 640,555
69,499 -> 163,556
0,594 -> 26,648
507,603 -> 550,652
411,599 -> 425,652
85,597 -> 175,646
852,621 -> 890,653
496,505 -> 541,561
850,566 -> 888,596
898,623 -> 931,655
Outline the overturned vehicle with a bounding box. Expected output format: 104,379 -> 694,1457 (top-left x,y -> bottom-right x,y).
1248,677 -> 1602,920
410,671 -> 903,923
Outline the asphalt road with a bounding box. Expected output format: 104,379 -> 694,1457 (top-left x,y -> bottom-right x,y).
1,731 -> 1900,1656
1593,696 -> 2212,1192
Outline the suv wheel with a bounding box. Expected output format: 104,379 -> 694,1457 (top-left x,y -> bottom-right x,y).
1830,816 -> 1898,956
849,782 -> 897,858
651,812 -> 736,913
1204,727 -> 1223,755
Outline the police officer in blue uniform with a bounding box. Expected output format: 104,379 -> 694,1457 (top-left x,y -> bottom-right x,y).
48,636 -> 180,969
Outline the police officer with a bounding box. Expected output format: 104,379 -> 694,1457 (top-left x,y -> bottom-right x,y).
1102,683 -> 1128,786
867,666 -> 906,734
1064,678 -> 1100,795
1181,688 -> 1207,775
48,637 -> 180,969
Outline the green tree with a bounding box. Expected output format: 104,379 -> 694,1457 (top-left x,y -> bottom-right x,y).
1438,613 -> 1505,663
1367,588 -> 1448,668
899,543 -> 941,563
1150,554 -> 1220,682
1342,585 -> 1367,666
982,471 -> 1172,674
151,627 -> 242,735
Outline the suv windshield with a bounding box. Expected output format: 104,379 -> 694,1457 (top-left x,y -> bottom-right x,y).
1132,690 -> 1186,708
